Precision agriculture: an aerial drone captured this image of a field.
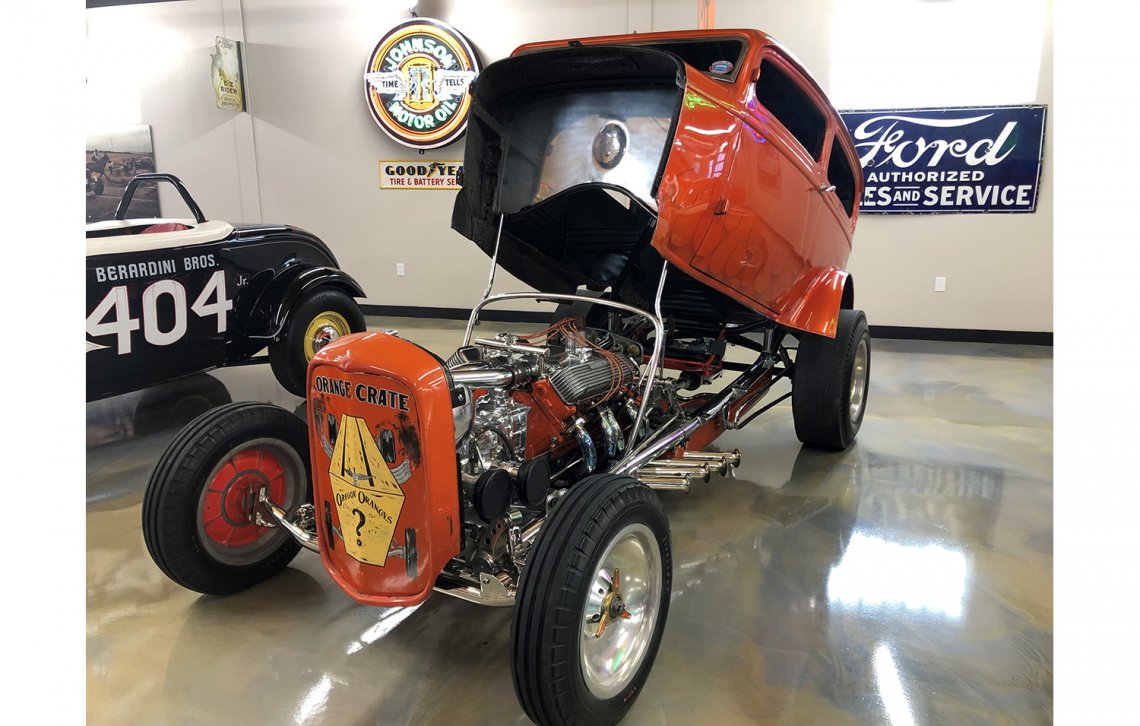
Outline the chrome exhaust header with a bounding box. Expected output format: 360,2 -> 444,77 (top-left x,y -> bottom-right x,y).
637,462 -> 712,482
637,475 -> 692,493
681,449 -> 741,466
680,449 -> 741,475
612,356 -> 773,476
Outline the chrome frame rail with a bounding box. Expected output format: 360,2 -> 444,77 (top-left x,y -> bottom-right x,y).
610,354 -> 778,476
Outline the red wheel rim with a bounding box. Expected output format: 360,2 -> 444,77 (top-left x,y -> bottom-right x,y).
200,447 -> 287,548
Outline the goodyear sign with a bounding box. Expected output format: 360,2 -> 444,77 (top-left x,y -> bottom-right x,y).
364,18 -> 480,150
839,105 -> 1047,214
379,160 -> 463,189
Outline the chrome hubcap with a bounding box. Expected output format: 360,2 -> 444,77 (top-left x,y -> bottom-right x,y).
311,324 -> 340,350
580,523 -> 662,699
849,337 -> 868,423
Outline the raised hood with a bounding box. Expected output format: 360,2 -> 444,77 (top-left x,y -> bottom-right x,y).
452,45 -> 686,298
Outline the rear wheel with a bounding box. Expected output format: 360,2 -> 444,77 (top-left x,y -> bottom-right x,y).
791,309 -> 870,450
511,474 -> 672,726
142,402 -> 310,595
269,287 -> 365,397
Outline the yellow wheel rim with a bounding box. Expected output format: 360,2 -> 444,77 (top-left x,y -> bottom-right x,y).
303,311 -> 351,360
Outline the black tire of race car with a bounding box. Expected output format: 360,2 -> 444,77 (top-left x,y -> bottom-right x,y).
511,473 -> 672,726
142,402 -> 309,596
791,308 -> 871,450
269,287 -> 366,397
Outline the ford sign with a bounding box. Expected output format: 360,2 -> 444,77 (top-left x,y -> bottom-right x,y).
839,105 -> 1047,214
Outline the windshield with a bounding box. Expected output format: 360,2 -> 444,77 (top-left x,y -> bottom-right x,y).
630,38 -> 747,82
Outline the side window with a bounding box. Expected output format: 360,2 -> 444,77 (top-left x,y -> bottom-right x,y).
754,58 -> 826,159
827,138 -> 857,216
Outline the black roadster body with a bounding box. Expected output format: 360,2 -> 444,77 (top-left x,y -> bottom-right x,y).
85,174 -> 366,401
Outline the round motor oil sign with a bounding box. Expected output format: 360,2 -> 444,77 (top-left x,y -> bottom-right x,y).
363,18 -> 480,150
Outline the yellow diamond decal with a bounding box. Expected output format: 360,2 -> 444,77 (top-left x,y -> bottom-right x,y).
329,414 -> 404,566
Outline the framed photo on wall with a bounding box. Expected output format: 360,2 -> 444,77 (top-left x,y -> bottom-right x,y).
86,125 -> 157,223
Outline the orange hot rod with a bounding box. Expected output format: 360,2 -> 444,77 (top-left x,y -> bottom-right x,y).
142,29 -> 868,726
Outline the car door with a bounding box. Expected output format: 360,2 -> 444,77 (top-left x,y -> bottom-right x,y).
690,52 -> 832,316
86,226 -> 234,401
810,131 -> 858,257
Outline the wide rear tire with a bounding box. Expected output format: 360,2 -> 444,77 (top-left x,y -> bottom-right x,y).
511,474 -> 672,726
791,309 -> 871,450
142,402 -> 310,595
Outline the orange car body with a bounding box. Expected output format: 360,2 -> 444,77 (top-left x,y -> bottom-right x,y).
511,29 -> 863,338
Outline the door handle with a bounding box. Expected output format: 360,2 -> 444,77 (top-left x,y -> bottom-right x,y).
817,184 -> 836,193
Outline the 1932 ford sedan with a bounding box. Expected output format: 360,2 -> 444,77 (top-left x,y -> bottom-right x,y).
142,30 -> 867,725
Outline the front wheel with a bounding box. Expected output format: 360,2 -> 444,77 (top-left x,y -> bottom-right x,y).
511,474 -> 672,725
142,402 -> 310,595
269,287 -> 365,397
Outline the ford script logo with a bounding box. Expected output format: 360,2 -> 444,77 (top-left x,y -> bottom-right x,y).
840,106 -> 1047,214
852,114 -> 1015,169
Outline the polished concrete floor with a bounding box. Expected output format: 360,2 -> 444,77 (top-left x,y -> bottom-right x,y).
86,317 -> 1053,725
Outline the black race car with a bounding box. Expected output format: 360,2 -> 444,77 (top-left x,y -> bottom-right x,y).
86,174 -> 366,401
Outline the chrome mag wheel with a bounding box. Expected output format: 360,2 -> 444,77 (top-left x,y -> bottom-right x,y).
579,522 -> 663,699
511,474 -> 672,726
849,336 -> 868,423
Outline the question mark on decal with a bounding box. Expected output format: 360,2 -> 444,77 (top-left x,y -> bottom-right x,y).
351,508 -> 366,546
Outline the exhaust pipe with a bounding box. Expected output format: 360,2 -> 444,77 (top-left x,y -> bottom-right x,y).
637,462 -> 712,482
631,451 -> 742,493
612,356 -> 773,477
637,475 -> 692,493
680,449 -> 742,475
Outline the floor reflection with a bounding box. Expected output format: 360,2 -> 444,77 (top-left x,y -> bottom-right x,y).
827,532 -> 969,620
873,643 -> 917,726
86,372 -> 234,447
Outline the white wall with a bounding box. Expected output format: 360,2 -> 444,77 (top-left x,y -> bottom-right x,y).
86,0 -> 258,223
87,0 -> 1053,332
238,0 -> 647,313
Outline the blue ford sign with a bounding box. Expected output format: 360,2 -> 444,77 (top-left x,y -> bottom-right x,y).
839,105 -> 1047,214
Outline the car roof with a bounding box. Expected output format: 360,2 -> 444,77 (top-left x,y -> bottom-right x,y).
512,28 -> 832,116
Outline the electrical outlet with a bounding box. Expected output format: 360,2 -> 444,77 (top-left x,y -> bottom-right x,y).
934,276 -> 946,292
396,263 -> 406,277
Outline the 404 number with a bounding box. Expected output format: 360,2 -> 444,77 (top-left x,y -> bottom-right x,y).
86,271 -> 233,355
